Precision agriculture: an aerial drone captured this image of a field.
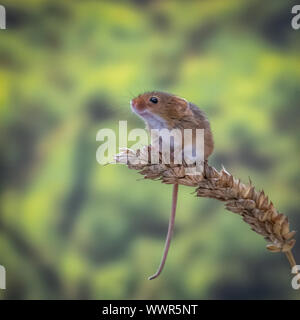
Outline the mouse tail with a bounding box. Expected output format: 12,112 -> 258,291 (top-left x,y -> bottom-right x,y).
148,183 -> 179,280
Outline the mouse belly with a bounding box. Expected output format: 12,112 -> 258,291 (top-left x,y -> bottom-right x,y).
150,129 -> 205,166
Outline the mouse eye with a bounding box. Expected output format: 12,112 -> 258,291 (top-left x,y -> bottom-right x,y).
149,96 -> 158,104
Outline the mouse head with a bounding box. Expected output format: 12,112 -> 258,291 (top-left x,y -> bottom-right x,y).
131,91 -> 191,128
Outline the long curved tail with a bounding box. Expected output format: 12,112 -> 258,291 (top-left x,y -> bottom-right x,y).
148,183 -> 179,280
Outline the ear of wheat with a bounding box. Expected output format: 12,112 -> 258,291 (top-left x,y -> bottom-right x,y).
114,146 -> 297,273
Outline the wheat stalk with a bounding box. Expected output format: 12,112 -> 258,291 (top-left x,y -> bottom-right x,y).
115,146 -> 297,271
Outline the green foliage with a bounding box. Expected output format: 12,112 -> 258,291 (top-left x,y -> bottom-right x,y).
0,0 -> 300,299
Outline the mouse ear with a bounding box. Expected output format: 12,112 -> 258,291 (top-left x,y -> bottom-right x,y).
171,96 -> 193,116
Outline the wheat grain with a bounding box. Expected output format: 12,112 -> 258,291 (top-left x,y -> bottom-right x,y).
114,146 -> 297,271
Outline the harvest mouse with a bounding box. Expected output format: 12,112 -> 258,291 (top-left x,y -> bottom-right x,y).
131,91 -> 214,280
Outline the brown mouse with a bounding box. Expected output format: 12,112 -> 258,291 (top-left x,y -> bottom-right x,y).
131,91 -> 214,160
130,91 -> 214,280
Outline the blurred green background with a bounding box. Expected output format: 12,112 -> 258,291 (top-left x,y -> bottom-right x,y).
0,0 -> 300,299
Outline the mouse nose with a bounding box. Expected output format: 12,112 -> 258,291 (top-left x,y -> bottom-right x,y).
131,98 -> 146,113
130,99 -> 138,110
